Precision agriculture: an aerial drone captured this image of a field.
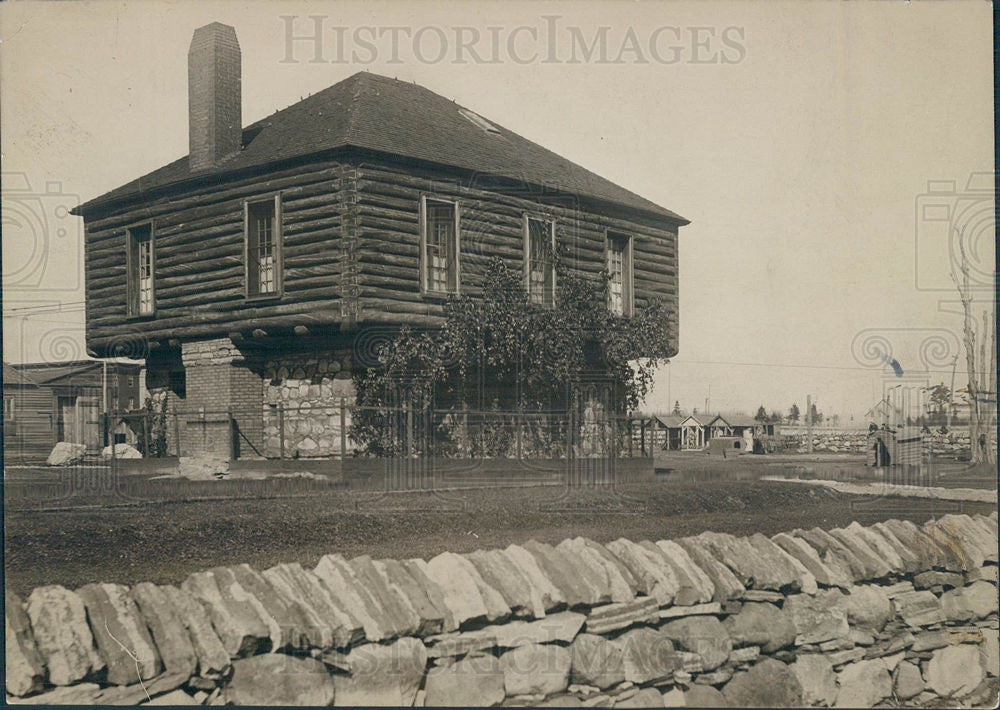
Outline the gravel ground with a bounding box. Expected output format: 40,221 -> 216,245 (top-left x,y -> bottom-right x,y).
4,480 -> 995,597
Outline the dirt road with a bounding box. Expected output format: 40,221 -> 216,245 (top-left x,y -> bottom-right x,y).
5,480 -> 994,596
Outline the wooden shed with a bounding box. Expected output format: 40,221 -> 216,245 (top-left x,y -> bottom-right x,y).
868,426 -> 924,468
2,360 -> 142,461
3,363 -> 52,462
650,414 -> 685,450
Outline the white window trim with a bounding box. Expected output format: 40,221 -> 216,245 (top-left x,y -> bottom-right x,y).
606,231 -> 634,317
523,214 -> 557,307
419,195 -> 462,296
243,194 -> 284,299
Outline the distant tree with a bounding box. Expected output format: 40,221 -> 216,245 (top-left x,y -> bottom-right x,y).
951,239 -> 996,464
769,410 -> 783,424
754,405 -> 768,422
809,403 -> 822,425
928,383 -> 951,425
693,407 -> 699,415
672,400 -> 681,416
789,403 -> 800,422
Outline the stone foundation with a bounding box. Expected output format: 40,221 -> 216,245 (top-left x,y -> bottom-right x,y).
142,339 -> 360,460
8,512 -> 998,706
261,349 -> 356,458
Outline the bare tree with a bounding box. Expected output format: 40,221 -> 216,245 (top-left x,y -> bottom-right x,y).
951,235 -> 996,464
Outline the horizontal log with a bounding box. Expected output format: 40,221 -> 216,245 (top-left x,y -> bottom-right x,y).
86,161 -> 346,230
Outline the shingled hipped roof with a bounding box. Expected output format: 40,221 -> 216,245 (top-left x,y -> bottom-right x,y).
74,72 -> 687,223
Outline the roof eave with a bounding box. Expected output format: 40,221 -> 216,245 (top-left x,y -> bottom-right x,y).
71,145 -> 690,227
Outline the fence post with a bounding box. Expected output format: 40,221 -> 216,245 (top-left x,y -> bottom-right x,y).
516,409 -> 523,460
278,403 -> 285,460
640,418 -> 646,457
568,406 -> 576,487
628,417 -> 634,457
406,402 -> 414,458
340,397 -> 347,463
609,412 -> 617,485
173,407 -> 181,457
227,406 -> 235,460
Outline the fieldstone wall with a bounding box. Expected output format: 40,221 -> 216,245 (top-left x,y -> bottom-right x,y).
788,430 -> 979,458
260,349 -> 355,459
6,512 -> 998,707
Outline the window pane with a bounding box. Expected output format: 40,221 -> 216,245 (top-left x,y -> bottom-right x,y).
528,218 -> 554,307
129,225 -> 153,315
427,202 -> 456,292
608,236 -> 627,316
248,201 -> 278,296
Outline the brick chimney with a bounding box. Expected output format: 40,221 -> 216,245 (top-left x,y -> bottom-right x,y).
188,23 -> 241,172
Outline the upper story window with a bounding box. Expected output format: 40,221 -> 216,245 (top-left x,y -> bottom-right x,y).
607,231 -> 633,316
421,197 -> 460,295
245,196 -> 283,298
126,223 -> 155,317
525,216 -> 556,307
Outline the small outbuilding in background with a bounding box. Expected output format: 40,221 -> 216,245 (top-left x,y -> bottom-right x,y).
868,426 -> 923,467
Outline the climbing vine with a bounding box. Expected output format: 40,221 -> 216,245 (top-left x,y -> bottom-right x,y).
351,257 -> 674,455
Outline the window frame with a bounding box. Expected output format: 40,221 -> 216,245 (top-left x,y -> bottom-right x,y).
243,193 -> 284,301
523,213 -> 557,308
3,395 -> 15,423
419,194 -> 461,297
605,230 -> 634,317
125,221 -> 156,319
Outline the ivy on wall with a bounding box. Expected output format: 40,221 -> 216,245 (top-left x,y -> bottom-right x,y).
351,257 -> 673,456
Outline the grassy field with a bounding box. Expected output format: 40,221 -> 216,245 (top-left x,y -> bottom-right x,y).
5,476 -> 995,597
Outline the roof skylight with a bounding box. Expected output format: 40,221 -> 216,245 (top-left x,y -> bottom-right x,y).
459,108 -> 501,134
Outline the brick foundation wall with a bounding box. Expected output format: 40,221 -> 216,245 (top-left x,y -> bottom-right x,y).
145,339 -> 358,460
179,338 -> 264,459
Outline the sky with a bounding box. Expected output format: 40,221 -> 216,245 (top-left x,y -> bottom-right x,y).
1,1 -> 994,423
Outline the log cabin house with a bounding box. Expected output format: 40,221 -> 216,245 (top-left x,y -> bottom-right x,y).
72,23 -> 687,460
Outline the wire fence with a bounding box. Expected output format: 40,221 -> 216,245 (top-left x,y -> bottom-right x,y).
101,403 -> 665,463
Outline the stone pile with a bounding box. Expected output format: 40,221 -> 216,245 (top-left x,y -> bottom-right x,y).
6,512 -> 998,707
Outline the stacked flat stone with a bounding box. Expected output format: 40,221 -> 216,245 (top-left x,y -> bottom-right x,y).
793,430 -> 979,458
5,512 -> 997,706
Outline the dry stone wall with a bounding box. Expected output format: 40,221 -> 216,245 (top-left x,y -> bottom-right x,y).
6,512 -> 999,707
789,430 -> 978,458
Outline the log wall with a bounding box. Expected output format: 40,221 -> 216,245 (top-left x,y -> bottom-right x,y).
354,161 -> 680,356
83,160 -> 351,353
83,154 -> 680,358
